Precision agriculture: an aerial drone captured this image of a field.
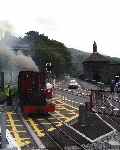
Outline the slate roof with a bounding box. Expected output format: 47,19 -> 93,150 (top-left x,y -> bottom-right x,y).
83,52 -> 110,63
72,113 -> 114,141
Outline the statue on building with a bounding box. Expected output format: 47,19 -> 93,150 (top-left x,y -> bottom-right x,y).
93,41 -> 97,53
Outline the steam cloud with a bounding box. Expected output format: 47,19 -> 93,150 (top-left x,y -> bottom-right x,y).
0,21 -> 39,72
12,51 -> 39,71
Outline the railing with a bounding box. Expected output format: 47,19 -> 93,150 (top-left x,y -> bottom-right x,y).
62,96 -> 80,108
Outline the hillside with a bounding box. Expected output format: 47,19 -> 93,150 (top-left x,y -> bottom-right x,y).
68,48 -> 120,76
67,48 -> 90,75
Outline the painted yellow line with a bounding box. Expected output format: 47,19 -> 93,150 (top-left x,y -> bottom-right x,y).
28,118 -> 58,135
10,112 -> 16,114
52,121 -> 60,124
56,122 -> 63,127
22,138 -> 31,140
55,105 -> 64,108
64,114 -> 79,123
54,100 -> 79,123
48,127 -> 56,132
28,118 -> 45,137
48,116 -> 65,120
40,122 -> 51,125
7,119 -> 20,122
7,120 -> 10,122
55,102 -> 79,116
48,116 -> 66,126
54,111 -> 69,120
56,107 -> 66,110
55,103 -> 64,105
37,118 -> 45,120
56,106 -> 77,114
11,130 -> 27,133
55,100 -> 79,110
7,124 -> 23,126
7,112 -> 31,147
55,111 -> 78,123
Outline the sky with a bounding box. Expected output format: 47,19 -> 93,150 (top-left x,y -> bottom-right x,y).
0,0 -> 120,57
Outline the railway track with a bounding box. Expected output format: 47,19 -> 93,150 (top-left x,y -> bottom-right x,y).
28,113 -> 89,150
6,111 -> 45,149
6,97 -> 80,149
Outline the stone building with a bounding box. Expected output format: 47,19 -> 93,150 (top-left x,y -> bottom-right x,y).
83,41 -> 120,84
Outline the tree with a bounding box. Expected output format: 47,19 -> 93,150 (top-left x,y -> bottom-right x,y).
22,31 -> 72,77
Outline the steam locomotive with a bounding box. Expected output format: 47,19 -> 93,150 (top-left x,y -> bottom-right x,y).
18,71 -> 55,114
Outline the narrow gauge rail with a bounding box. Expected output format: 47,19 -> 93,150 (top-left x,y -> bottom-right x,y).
6,111 -> 45,149
49,113 -> 91,145
33,113 -> 90,150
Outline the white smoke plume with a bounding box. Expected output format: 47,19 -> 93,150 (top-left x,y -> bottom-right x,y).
0,20 -> 39,72
12,51 -> 39,71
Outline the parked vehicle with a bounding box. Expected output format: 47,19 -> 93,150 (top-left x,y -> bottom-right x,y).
68,79 -> 79,89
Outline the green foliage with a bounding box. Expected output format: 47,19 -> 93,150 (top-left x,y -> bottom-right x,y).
23,31 -> 72,77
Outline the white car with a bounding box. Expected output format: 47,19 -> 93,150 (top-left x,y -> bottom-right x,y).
68,79 -> 79,89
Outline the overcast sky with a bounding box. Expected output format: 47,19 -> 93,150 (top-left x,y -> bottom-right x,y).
0,0 -> 120,57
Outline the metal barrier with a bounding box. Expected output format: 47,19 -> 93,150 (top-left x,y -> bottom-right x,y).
61,95 -> 81,109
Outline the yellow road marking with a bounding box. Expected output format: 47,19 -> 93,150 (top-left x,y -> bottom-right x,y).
7,124 -> 23,126
56,122 -> 63,127
21,138 -> 31,140
56,107 -> 66,110
7,112 -> 31,147
56,106 -> 77,115
10,112 -> 16,114
55,100 -> 79,116
11,130 -> 27,133
7,119 -> 20,122
54,110 -> 78,123
48,127 -> 56,132
55,100 -> 79,110
52,121 -> 60,124
28,118 -> 45,137
40,122 -> 51,125
37,118 -> 45,121
64,114 -> 79,123
49,116 -> 65,119
54,111 -> 69,121
55,104 -> 64,106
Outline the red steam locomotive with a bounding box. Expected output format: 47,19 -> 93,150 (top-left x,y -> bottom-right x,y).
18,71 -> 55,114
